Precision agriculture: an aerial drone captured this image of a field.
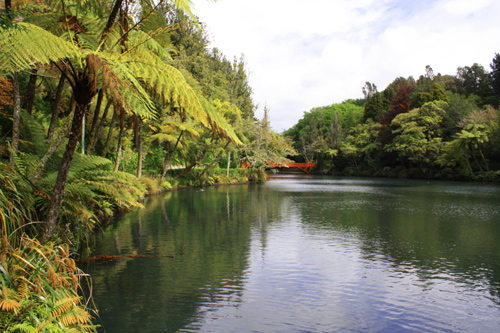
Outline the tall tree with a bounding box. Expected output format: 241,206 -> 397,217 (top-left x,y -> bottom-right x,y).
379,80 -> 414,144
362,81 -> 378,100
0,0 -> 222,239
457,63 -> 493,101
490,53 -> 500,96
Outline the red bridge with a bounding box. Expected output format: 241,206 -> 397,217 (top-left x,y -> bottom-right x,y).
241,162 -> 315,173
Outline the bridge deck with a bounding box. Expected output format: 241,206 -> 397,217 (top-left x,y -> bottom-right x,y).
242,162 -> 315,173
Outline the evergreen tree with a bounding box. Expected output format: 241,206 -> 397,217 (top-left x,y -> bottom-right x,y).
490,53 -> 500,96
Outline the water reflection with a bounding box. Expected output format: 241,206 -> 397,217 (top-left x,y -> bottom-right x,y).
83,176 -> 500,332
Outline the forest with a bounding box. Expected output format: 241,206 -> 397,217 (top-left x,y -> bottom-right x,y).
1,0 -> 499,330
285,60 -> 500,181
0,0 -> 294,331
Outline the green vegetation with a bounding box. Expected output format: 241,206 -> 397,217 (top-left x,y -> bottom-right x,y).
0,0 -> 294,330
285,61 -> 500,181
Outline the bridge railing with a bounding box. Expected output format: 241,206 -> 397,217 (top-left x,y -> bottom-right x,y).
241,162 -> 315,173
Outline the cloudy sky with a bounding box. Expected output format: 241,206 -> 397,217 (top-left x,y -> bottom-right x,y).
191,0 -> 500,132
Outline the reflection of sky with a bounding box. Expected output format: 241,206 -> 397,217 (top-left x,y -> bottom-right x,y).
186,179 -> 500,332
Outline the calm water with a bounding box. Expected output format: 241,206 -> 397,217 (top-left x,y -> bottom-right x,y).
82,175 -> 500,332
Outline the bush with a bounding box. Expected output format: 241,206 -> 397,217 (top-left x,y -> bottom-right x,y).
0,234 -> 97,332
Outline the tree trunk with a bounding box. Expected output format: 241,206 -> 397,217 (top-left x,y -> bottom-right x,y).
22,68 -> 38,115
132,114 -> 139,152
9,72 -> 21,168
136,118 -> 143,178
176,146 -> 209,179
86,89 -> 104,154
100,0 -> 124,45
102,107 -> 117,157
478,146 -> 490,172
47,75 -> 67,141
226,151 -> 231,176
87,100 -> 111,156
32,102 -> 76,185
470,147 -> 483,172
114,110 -> 125,172
44,104 -> 87,239
198,142 -> 230,186
161,131 -> 183,180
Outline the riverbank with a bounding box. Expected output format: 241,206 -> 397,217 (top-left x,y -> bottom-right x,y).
0,163 -> 265,332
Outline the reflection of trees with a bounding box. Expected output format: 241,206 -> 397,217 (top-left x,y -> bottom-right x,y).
294,183 -> 500,302
81,180 -> 500,331
82,185 -> 260,332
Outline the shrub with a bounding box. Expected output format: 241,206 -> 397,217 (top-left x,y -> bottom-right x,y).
0,234 -> 97,332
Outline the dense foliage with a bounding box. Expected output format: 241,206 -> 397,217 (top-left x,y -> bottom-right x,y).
0,0 -> 295,330
285,61 -> 500,181
0,0 -> 294,241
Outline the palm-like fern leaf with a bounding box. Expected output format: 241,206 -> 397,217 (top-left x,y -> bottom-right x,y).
125,52 -> 208,125
86,51 -> 156,119
199,96 -> 242,144
0,22 -> 79,74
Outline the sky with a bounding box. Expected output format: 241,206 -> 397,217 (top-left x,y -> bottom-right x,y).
191,0 -> 500,132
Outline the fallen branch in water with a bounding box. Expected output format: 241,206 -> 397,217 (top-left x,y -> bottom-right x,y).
78,254 -> 175,263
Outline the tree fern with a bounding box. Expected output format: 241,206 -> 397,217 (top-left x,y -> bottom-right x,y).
36,153 -> 146,239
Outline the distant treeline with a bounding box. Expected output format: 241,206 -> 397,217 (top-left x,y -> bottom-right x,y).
284,57 -> 500,181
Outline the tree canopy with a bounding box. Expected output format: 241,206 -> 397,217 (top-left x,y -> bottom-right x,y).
285,59 -> 500,181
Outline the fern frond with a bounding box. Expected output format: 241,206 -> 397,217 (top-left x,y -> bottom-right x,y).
65,154 -> 112,177
16,281 -> 30,300
19,110 -> 50,157
0,22 -> 79,74
149,132 -> 179,144
5,322 -> 37,333
128,30 -> 172,60
199,96 -> 242,144
123,51 -> 208,125
51,296 -> 81,318
84,51 -> 156,119
171,0 -> 196,20
58,305 -> 92,327
0,287 -> 21,313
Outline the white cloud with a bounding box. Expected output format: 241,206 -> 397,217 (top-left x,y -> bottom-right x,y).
191,0 -> 500,132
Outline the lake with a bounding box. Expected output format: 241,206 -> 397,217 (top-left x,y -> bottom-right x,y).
81,175 -> 500,332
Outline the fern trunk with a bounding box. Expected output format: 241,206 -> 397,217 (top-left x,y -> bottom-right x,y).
102,107 -> 117,157
47,75 -> 67,141
9,72 -> 21,168
86,89 -> 104,154
87,100 -> 111,156
22,68 -> 38,115
5,0 -> 16,167
114,110 -> 125,172
45,104 -> 86,239
32,107 -> 75,185
100,0 -> 124,45
132,114 -> 139,152
136,118 -> 143,178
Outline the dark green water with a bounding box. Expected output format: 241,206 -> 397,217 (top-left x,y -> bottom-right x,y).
82,175 -> 500,332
